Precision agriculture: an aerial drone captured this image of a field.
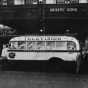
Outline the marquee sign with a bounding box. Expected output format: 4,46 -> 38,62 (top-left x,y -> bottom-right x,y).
43,4 -> 85,18
50,7 -> 78,12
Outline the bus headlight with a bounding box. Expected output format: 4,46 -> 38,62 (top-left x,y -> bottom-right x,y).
9,52 -> 15,58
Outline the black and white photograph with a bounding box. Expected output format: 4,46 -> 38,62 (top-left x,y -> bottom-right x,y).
0,0 -> 88,88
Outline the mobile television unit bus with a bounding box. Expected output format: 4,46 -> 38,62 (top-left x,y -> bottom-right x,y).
1,34 -> 81,73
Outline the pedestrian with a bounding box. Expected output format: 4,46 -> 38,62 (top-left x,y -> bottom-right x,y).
0,39 -> 3,57
84,36 -> 88,61
1,44 -> 8,58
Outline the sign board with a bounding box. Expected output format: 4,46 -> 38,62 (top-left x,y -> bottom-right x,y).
43,4 -> 80,18
50,7 -> 78,12
26,36 -> 72,41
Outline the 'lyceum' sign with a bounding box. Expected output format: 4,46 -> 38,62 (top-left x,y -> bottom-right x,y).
50,8 -> 78,12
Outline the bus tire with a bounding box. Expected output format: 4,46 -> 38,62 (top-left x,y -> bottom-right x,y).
49,57 -> 63,71
49,57 -> 63,64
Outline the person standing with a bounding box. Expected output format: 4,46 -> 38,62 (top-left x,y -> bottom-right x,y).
0,38 -> 3,56
83,36 -> 88,61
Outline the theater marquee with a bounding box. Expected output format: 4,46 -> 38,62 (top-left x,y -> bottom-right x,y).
50,7 -> 78,12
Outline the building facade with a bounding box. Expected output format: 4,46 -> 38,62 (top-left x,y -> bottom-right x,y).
0,0 -> 87,40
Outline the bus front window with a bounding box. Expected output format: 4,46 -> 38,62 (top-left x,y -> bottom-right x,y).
10,41 -> 26,49
67,41 -> 76,51
10,42 -> 18,49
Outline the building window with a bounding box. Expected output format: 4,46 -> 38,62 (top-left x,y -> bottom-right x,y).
25,0 -> 32,5
32,0 -> 38,4
64,0 -> 79,4
57,0 -> 64,4
71,0 -> 79,3
46,0 -> 56,4
2,0 -> 7,5
45,0 -> 79,4
14,0 -> 25,5
79,0 -> 88,3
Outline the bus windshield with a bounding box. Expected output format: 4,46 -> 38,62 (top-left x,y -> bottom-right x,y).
9,41 -> 76,51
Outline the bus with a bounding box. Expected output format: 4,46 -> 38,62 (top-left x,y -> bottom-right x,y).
1,34 -> 81,72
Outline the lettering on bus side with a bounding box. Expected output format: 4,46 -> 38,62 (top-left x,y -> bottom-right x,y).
26,36 -> 62,41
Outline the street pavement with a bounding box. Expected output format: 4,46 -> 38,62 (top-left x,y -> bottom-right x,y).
0,71 -> 87,88
0,62 -> 87,88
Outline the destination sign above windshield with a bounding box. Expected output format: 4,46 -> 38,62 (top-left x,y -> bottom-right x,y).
26,36 -> 74,41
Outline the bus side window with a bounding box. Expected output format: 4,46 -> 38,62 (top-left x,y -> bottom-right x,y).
36,41 -> 45,50
27,41 -> 33,50
46,41 -> 55,50
18,41 -> 26,49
